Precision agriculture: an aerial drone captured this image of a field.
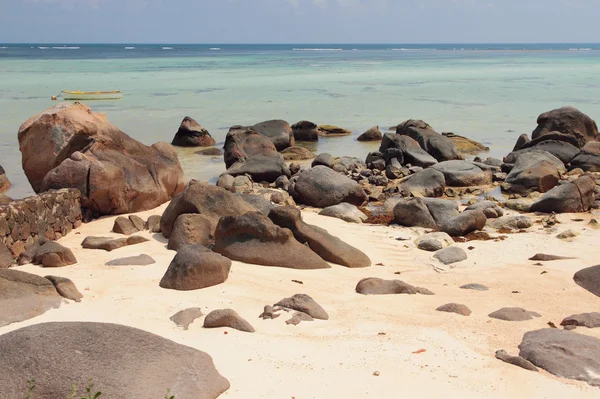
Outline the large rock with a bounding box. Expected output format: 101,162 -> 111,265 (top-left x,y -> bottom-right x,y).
0,322 -> 230,398
171,116 -> 215,147
160,180 -> 257,238
20,103 -> 185,215
31,241 -> 77,267
379,133 -> 438,167
357,126 -> 382,141
269,206 -> 371,268
0,269 -> 62,327
573,265 -> 600,298
167,214 -> 213,251
507,140 -> 580,165
160,245 -> 231,290
532,106 -> 599,148
289,165 -> 367,207
399,168 -> 445,198
396,120 -> 461,161
213,212 -> 330,269
251,119 -> 294,151
393,198 -> 459,229
439,210 -> 487,237
223,126 -> 290,182
442,132 -> 489,155
431,160 -> 492,186
292,120 -> 319,142
530,175 -> 595,213
570,151 -> 600,172
518,328 -> 600,387
503,150 -> 565,194
318,203 -> 367,223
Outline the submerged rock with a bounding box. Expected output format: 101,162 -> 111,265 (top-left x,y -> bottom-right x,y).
171,116 -> 215,147
357,126 -> 382,141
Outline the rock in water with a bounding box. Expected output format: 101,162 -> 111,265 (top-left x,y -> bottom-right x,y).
530,175 -> 596,213
434,247 -> 467,265
251,119 -> 295,151
442,132 -> 489,155
573,265 -> 600,298
281,146 -> 315,160
170,308 -> 204,330
203,309 -> 255,332
532,106 -> 599,148
213,212 -> 331,270
268,206 -> 371,268
275,294 -> 329,320
292,120 -> 319,141
171,116 -> 216,147
317,124 -> 352,137
160,245 -> 231,291
19,102 -> 185,215
518,328 -> 600,387
160,180 -> 257,238
489,307 -> 541,321
396,119 -> 461,161
289,165 -> 367,207
0,322 -> 230,398
0,269 -> 62,327
44,275 -> 83,302
357,126 -> 382,141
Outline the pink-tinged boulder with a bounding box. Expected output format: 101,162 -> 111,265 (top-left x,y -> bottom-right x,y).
18,102 -> 185,215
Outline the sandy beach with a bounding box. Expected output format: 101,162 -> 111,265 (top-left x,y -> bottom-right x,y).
2,202 -> 599,398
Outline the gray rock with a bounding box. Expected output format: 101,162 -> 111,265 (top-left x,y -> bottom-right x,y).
355,277 -> 434,296
396,119 -> 461,162
379,133 -> 438,167
289,165 -> 367,207
518,328 -> 600,387
434,246 -> 467,265
439,210 -> 487,237
0,322 -> 230,398
81,236 -> 149,252
415,232 -> 453,252
489,215 -> 533,230
465,200 -> 504,218
112,216 -> 139,235
237,193 -> 274,216
231,175 -> 253,193
460,283 -> 489,291
573,265 -> 600,298
489,307 -> 541,321
170,308 -> 204,330
160,245 -> 231,291
561,312 -> 600,329
530,175 -> 596,213
495,350 -> 538,372
145,215 -> 161,233
275,293 -> 328,320
436,303 -> 471,316
570,151 -> 600,172
292,120 -> 319,142
251,119 -> 294,151
106,254 -> 156,266
319,203 -> 367,223
431,160 -> 491,187
203,309 -> 255,333
504,150 -> 565,194
393,197 -> 459,229
399,168 -> 446,198
312,153 -> 335,168
168,214 -> 213,251
44,275 -> 82,302
275,175 -> 290,190
504,199 -> 532,212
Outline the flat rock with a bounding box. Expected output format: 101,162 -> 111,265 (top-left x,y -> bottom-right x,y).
160,245 -> 231,291
495,349 -> 538,372
489,307 -> 541,321
81,235 -> 149,251
356,277 -> 434,296
530,175 -> 596,213
557,229 -> 578,240
44,275 -> 82,302
518,328 -> 600,387
573,265 -> 600,298
112,216 -> 140,235
0,269 -> 62,327
434,246 -> 467,265
318,124 -> 351,137
203,309 -> 255,332
170,308 -> 204,330
460,283 -> 489,291
0,322 -> 230,398
560,312 -> 600,328
529,253 -> 574,261
436,303 -> 471,316
106,254 -> 156,266
275,293 -> 328,320
281,146 -> 315,160
318,203 -> 367,223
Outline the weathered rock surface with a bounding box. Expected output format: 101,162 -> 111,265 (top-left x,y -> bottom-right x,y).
431,160 -> 491,187
379,133 -> 438,167
489,215 -> 533,230
167,214 -> 213,251
160,245 -> 231,290
436,303 -> 471,316
518,328 -> 600,387
286,311 -> 314,325
560,312 -> 600,329
214,212 -> 330,269
170,308 -> 203,330
573,265 -> 600,298
160,180 -> 257,238
319,203 -> 367,223
465,201 -> 504,218
318,124 -> 351,137
21,103 -> 185,215
251,119 -> 294,151
145,215 -> 161,233
44,275 -> 82,302
503,150 -> 566,194
128,215 -> 145,231
399,168 -> 446,198
442,132 -> 489,155
269,206 -> 371,268
0,322 -> 230,398
570,151 -> 600,172
81,235 -> 149,251
512,140 -> 580,165
106,254 -> 156,266
112,216 -> 139,235
0,269 -> 62,327
312,152 -> 335,168
530,175 -> 596,213
292,120 -> 319,141
495,349 -> 538,372
439,210 -> 487,237
415,232 -> 454,252
31,241 -> 77,267
489,307 -> 541,321
203,309 -> 255,332
289,165 -> 367,207
275,294 -> 329,320
434,246 -> 467,265
356,277 -> 434,296
396,120 -> 461,161
532,106 -> 599,147
357,126 -> 382,141
281,146 -> 315,160
0,164 -> 10,193
171,116 -> 215,147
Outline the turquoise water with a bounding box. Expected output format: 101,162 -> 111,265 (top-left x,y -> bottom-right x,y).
1,44 -> 600,198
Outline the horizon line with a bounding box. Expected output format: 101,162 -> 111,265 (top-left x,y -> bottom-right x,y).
1,41 -> 599,45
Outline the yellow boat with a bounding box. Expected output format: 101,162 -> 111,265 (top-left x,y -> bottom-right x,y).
61,90 -> 123,100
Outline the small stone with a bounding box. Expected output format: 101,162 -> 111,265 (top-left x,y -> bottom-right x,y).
557,229 -> 578,240
373,371 -> 381,376
170,308 -> 203,330
460,283 -> 489,291
129,215 -> 146,231
275,294 -> 328,320
433,247 -> 467,265
285,311 -> 314,325
259,305 -> 281,319
489,307 -> 541,321
529,253 -> 574,261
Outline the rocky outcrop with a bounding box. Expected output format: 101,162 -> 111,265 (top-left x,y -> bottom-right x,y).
213,212 -> 330,269
292,120 -> 319,141
289,166 -> 367,207
171,116 -> 215,147
530,175 -> 595,213
503,150 -> 565,194
160,245 -> 231,291
251,119 -> 295,151
0,322 -> 230,398
318,124 -> 352,137
396,120 -> 461,161
431,160 -> 492,187
0,269 -> 62,327
268,206 -> 371,268
532,106 -> 599,148
357,126 -> 382,141
518,328 -> 600,387
560,312 -> 600,329
223,126 -> 290,182
19,103 -> 185,215
160,180 -> 257,238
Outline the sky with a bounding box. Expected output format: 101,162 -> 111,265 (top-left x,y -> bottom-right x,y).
0,0 -> 599,43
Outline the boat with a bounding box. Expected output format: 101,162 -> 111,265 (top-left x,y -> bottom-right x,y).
60,90 -> 123,100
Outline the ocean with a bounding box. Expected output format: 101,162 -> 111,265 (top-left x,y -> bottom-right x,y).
1,43 -> 599,199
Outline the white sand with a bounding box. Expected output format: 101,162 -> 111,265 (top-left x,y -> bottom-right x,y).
2,204 -> 600,398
